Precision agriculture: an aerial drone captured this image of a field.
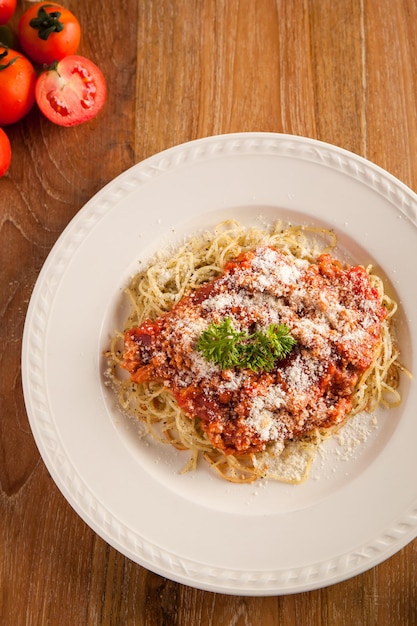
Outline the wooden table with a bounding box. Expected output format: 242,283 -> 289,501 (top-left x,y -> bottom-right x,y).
2,1 -> 417,624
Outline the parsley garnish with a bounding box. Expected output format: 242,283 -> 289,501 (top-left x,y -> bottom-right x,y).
196,318 -> 296,372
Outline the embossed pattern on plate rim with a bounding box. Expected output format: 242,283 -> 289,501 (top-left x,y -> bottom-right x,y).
22,133 -> 417,595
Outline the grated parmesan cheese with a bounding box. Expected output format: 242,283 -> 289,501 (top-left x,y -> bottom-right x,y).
123,246 -> 387,456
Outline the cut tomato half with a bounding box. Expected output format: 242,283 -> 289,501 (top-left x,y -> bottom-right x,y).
35,55 -> 106,127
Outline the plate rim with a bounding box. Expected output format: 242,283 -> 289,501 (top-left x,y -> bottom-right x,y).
21,132 -> 417,595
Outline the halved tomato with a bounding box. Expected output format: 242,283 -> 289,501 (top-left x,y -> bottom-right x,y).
35,55 -> 106,127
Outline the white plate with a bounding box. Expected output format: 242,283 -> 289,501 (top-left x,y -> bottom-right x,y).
22,133 -> 417,596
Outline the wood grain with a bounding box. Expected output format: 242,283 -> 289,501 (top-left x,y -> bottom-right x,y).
1,1 -> 416,624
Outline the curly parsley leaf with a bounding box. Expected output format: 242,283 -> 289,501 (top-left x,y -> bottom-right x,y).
195,317 -> 245,370
265,323 -> 298,360
196,318 -> 296,372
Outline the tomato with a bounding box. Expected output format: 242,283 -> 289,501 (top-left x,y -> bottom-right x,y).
18,2 -> 80,65
0,46 -> 37,125
0,0 -> 16,26
35,55 -> 106,127
0,127 -> 11,176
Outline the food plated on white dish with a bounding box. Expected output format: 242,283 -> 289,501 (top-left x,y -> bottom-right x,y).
22,133 -> 417,595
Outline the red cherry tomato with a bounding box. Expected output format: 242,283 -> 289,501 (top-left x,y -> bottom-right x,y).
0,46 -> 37,125
0,0 -> 16,26
0,127 -> 11,176
35,55 -> 106,127
18,2 -> 80,65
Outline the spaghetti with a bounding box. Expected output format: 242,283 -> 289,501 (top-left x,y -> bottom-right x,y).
106,221 -> 402,484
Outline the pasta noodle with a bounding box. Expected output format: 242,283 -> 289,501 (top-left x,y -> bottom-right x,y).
105,220 -> 403,484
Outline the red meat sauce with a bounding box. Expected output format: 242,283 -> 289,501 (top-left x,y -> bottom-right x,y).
122,246 -> 387,456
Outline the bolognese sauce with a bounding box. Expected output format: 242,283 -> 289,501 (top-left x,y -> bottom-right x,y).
122,246 -> 387,456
